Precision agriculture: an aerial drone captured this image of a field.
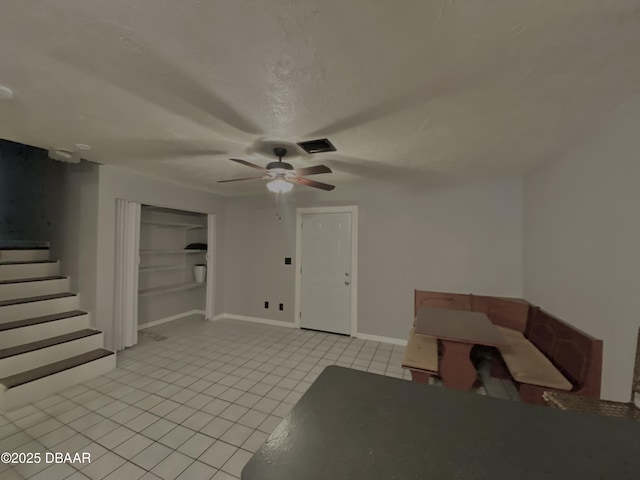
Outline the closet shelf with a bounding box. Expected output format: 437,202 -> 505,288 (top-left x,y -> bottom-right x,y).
140,249 -> 206,255
141,221 -> 205,229
139,265 -> 184,272
139,282 -> 205,297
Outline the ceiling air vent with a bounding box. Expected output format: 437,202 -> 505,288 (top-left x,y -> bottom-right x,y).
297,138 -> 337,154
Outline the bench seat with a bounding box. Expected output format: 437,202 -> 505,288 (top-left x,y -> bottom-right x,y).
496,326 -> 572,392
402,328 -> 438,383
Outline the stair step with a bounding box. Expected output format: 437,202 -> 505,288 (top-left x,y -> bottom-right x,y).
0,292 -> 76,308
0,310 -> 87,332
0,293 -> 79,323
0,261 -> 60,281
0,249 -> 50,263
0,348 -> 115,409
0,311 -> 90,349
0,241 -> 49,249
0,329 -> 104,377
0,260 -> 57,265
0,349 -> 114,389
0,329 -> 100,359
0,276 -> 70,302
0,276 -> 65,285
0,242 -> 114,408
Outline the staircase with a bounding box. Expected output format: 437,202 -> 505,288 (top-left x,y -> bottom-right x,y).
0,246 -> 115,410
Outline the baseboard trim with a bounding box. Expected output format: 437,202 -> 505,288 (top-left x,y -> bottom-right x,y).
211,314 -> 405,344
355,332 -> 408,346
138,310 -> 205,330
212,313 -> 295,329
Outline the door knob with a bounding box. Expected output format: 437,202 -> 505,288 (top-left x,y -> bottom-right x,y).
345,281 -> 350,285
345,272 -> 350,277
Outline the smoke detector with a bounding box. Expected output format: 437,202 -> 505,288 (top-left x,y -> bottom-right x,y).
48,148 -> 81,163
0,85 -> 14,100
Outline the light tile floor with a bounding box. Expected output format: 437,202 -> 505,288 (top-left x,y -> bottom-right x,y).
0,316 -> 519,479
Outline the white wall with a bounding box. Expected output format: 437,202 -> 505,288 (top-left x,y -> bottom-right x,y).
224,178 -> 523,340
95,165 -> 226,349
524,95 -> 640,402
50,162 -> 100,315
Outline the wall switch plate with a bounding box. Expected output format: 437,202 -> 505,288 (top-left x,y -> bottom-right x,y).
264,301 -> 269,309
285,257 -> 292,265
279,303 -> 284,311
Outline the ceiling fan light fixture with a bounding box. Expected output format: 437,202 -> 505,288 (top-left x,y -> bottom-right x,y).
267,178 -> 293,193
266,162 -> 293,171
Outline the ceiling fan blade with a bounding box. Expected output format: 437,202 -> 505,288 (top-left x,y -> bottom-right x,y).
292,165 -> 332,176
230,158 -> 267,171
108,139 -> 227,160
217,176 -> 268,183
307,55 -> 515,138
48,14 -> 260,139
294,177 -> 336,191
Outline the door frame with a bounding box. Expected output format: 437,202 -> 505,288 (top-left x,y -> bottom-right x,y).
205,213 -> 217,321
129,202 -> 216,327
294,206 -> 358,335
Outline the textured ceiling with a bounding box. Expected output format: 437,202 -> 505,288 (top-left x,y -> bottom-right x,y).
1,1 -> 639,195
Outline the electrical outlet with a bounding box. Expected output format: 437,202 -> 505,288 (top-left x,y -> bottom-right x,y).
264,301 -> 269,309
279,303 -> 284,311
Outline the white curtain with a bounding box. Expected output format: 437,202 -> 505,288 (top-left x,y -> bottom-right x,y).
113,199 -> 141,351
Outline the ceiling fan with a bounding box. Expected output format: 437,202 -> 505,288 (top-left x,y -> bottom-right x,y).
218,147 -> 335,192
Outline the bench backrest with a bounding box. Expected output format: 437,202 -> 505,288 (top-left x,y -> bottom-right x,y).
470,295 -> 529,333
414,290 -> 471,317
526,307 -> 603,397
414,290 -> 529,333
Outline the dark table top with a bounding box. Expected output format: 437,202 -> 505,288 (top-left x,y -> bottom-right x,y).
242,366 -> 640,480
414,307 -> 507,346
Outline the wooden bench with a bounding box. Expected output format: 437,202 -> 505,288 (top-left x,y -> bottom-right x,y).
413,290 -> 603,404
544,327 -> 639,418
402,328 -> 438,383
494,325 -> 572,394
494,307 -> 603,405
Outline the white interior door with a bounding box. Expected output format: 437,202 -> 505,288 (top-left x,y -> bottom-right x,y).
300,212 -> 352,335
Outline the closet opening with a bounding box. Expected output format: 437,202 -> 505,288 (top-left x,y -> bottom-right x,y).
138,204 -> 212,330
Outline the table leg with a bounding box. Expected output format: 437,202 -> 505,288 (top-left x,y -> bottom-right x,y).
439,341 -> 477,391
